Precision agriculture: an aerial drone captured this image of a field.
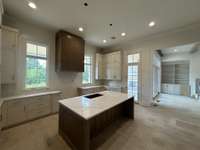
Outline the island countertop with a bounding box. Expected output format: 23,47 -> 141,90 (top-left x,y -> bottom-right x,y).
59,91 -> 132,120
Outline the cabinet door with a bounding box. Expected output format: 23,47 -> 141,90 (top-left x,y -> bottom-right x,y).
6,100 -> 26,126
104,51 -> 121,80
56,31 -> 85,72
95,53 -> 104,80
2,28 -> 18,84
25,96 -> 51,120
51,94 -> 62,113
111,51 -> 121,80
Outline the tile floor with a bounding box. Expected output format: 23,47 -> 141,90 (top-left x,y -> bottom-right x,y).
0,94 -> 200,150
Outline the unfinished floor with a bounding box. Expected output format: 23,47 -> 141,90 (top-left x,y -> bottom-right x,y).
0,94 -> 200,150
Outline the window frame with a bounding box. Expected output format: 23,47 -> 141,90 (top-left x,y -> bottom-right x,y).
127,53 -> 140,101
24,41 -> 49,90
82,55 -> 93,85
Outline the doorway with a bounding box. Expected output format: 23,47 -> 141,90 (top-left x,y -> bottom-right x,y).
127,53 -> 140,102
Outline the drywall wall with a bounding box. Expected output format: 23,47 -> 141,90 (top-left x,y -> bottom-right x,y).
105,23 -> 200,106
1,15 -> 101,98
162,50 -> 200,97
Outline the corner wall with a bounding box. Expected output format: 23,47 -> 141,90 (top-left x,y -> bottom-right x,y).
2,15 -> 101,98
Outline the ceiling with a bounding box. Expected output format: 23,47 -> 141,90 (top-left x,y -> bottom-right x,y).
3,0 -> 200,48
161,42 -> 200,55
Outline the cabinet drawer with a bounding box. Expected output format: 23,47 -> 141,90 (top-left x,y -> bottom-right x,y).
27,106 -> 51,120
26,102 -> 50,111
7,99 -> 25,107
26,96 -> 50,107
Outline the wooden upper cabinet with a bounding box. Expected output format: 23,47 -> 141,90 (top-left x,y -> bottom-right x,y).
55,30 -> 85,72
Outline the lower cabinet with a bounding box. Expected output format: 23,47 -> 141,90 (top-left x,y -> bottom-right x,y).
161,83 -> 189,96
51,94 -> 62,113
6,99 -> 26,126
1,92 -> 62,128
25,96 -> 51,120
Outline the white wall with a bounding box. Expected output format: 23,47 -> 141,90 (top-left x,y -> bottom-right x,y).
162,50 -> 200,97
0,0 -> 3,98
152,51 -> 161,98
2,15 -> 101,98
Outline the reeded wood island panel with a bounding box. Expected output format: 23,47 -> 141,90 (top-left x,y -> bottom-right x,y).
59,91 -> 134,150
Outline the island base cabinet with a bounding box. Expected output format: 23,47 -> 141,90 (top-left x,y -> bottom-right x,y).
59,97 -> 134,150
59,105 -> 90,150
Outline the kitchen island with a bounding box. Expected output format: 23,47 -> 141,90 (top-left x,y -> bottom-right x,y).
59,91 -> 134,150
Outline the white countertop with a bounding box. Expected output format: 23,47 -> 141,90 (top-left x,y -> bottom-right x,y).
59,91 -> 132,120
1,91 -> 61,101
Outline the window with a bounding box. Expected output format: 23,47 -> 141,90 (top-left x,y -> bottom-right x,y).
128,53 -> 140,63
82,56 -> 92,84
25,42 -> 48,89
127,53 -> 140,101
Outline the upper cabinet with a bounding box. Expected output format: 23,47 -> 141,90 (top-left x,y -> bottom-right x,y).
55,31 -> 85,72
1,26 -> 18,84
95,53 -> 104,80
96,51 -> 121,81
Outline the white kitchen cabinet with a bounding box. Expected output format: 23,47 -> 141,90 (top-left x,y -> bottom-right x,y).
98,51 -> 121,80
161,83 -> 189,96
6,99 -> 26,126
1,26 -> 18,84
95,51 -> 121,80
95,53 -> 104,80
25,95 -> 51,120
1,91 -> 61,128
51,94 -> 62,113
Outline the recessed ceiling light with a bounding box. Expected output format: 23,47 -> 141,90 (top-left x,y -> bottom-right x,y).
121,32 -> 126,36
103,40 -> 107,43
78,27 -> 84,32
149,21 -> 155,27
28,1 -> 37,9
84,2 -> 88,6
174,49 -> 177,52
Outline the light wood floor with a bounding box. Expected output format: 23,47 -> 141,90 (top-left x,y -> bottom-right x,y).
0,94 -> 200,150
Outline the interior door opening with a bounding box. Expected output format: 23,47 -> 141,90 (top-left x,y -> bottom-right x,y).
127,53 -> 140,102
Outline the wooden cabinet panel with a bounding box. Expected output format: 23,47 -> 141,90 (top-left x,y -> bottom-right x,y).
56,31 -> 85,72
